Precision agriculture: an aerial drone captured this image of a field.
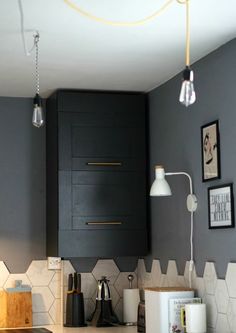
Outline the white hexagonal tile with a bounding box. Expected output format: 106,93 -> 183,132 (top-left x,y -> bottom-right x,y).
215,279 -> 229,314
49,271 -> 61,299
193,277 -> 206,299
177,275 -> 186,287
27,260 -> 55,286
84,298 -> 95,321
0,262 -> 10,287
184,261 -> 197,288
226,263 -> 236,298
110,285 -> 120,308
115,298 -> 123,323
49,298 -> 61,324
227,299 -> 236,333
81,273 -> 97,298
63,285 -> 68,311
33,312 -> 54,326
205,294 -> 218,328
150,260 -> 162,286
137,259 -> 152,288
114,272 -> 137,297
92,260 -> 119,285
4,273 -> 31,289
62,260 -> 75,287
166,260 -> 178,287
215,313 -> 230,333
32,286 -> 54,312
203,262 -> 217,295
160,274 -> 168,287
143,272 -> 154,288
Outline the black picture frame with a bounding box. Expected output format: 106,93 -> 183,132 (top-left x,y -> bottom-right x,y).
208,183 -> 235,229
201,120 -> 221,182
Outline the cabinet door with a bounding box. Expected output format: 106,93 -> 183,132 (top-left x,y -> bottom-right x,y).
59,171 -> 146,231
58,111 -> 145,171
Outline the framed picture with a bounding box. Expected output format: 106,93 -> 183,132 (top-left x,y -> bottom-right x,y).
208,183 -> 235,229
201,120 -> 221,182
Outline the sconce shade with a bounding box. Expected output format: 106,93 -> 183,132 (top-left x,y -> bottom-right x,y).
150,166 -> 172,196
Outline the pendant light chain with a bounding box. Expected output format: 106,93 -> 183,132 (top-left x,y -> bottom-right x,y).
34,32 -> 40,95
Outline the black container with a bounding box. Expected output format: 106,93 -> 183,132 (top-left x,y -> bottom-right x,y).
137,300 -> 145,333
64,292 -> 87,327
90,299 -> 119,327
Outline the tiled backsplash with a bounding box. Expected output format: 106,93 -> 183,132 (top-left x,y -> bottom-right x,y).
0,259 -> 137,326
137,259 -> 234,333
0,258 -> 236,332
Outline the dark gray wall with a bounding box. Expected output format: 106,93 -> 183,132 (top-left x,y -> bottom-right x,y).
0,97 -> 137,273
0,97 -> 46,273
3,39 -> 236,277
147,38 -> 236,279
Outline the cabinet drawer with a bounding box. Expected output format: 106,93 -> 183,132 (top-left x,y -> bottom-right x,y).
59,171 -> 146,230
58,111 -> 145,170
71,126 -> 145,158
72,183 -> 144,216
72,215 -> 145,230
72,158 -> 144,171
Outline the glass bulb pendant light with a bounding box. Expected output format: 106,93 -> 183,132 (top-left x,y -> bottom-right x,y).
32,32 -> 44,128
179,66 -> 196,107
179,0 -> 196,107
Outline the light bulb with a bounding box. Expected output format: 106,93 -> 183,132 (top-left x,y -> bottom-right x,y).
32,94 -> 44,128
179,67 -> 196,107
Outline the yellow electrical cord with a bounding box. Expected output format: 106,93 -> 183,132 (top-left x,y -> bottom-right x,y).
64,0 -> 188,27
185,0 -> 190,66
64,0 -> 190,66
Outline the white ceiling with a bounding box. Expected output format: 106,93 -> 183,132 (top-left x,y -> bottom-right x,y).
0,0 -> 236,98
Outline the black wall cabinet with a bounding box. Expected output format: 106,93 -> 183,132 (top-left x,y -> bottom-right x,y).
46,90 -> 148,257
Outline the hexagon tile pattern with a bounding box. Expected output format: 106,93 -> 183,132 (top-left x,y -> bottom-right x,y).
135,260 -> 236,333
26,260 -> 54,286
92,259 -> 120,284
203,262 -> 217,295
226,263 -> 236,298
2,258 -> 236,331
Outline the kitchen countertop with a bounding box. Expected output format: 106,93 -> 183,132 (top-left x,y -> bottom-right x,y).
0,325 -> 137,333
46,325 -> 137,333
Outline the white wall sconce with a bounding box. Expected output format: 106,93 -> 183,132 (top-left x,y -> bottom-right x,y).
150,165 -> 198,287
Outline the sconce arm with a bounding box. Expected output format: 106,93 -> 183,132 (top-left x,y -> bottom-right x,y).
165,172 -> 197,212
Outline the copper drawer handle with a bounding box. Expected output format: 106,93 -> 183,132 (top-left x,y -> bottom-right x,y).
86,162 -> 122,166
86,221 -> 122,225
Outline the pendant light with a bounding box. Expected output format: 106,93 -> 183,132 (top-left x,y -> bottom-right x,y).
32,32 -> 44,128
179,0 -> 196,107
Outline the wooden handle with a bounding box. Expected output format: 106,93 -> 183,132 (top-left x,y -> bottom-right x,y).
86,221 -> 122,225
86,162 -> 122,166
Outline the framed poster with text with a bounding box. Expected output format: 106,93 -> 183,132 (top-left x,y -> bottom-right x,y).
208,183 -> 234,229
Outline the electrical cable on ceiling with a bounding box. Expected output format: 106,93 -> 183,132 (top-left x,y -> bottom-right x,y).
64,0 -> 187,27
18,0 -> 38,56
